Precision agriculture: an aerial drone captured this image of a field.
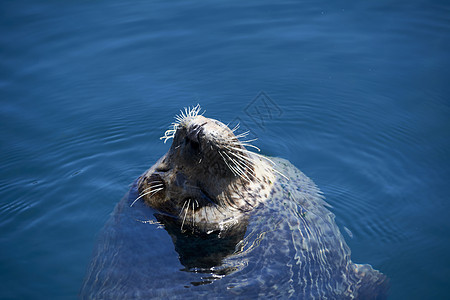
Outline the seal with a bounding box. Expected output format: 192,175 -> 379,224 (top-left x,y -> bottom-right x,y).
81,105 -> 388,299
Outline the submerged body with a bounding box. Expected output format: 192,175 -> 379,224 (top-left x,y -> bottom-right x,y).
81,106 -> 388,299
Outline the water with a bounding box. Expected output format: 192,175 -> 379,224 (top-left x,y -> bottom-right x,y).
1,0 -> 449,299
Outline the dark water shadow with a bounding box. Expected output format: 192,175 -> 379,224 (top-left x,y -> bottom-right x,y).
155,213 -> 248,286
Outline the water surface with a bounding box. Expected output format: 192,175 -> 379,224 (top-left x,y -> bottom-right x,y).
1,1 -> 449,299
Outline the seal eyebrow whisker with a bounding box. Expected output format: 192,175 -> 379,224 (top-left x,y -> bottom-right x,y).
160,124 -> 179,143
162,105 -> 203,144
188,104 -> 201,117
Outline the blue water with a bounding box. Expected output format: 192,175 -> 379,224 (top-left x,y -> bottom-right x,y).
1,0 -> 449,299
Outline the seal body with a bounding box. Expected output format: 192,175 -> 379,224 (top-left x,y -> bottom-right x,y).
81,106 -> 388,299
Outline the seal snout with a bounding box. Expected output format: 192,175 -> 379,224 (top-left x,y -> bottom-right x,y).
138,107 -> 274,230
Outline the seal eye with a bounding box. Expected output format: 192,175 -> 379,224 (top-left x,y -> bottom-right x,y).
156,166 -> 170,172
184,136 -> 200,153
190,139 -> 200,151
184,133 -> 200,153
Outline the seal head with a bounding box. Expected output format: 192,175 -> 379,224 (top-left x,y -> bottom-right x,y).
137,105 -> 276,233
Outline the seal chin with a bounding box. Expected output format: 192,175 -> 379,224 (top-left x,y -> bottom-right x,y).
137,106 -> 276,233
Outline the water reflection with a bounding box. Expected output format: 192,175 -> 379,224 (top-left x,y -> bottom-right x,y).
155,213 -> 248,286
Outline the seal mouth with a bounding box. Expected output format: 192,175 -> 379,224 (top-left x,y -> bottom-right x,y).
141,166 -> 219,213
175,178 -> 218,209
198,187 -> 216,205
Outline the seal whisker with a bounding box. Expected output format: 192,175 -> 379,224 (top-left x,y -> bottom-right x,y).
218,150 -> 240,177
191,200 -> 195,233
160,126 -> 178,143
228,146 -> 289,181
224,146 -> 256,168
231,158 -> 255,183
131,187 -> 164,207
222,151 -> 251,182
232,131 -> 250,139
230,123 -> 240,133
180,199 -> 190,231
228,152 -> 258,182
179,199 -> 188,217
225,156 -> 246,181
272,167 -> 290,181
189,104 -> 201,117
140,183 -> 163,194
138,185 -> 163,196
230,147 -> 277,166
236,143 -> 261,152
228,151 -> 258,177
161,105 -> 202,143
228,150 -> 255,167
175,115 -> 184,123
232,138 -> 258,144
